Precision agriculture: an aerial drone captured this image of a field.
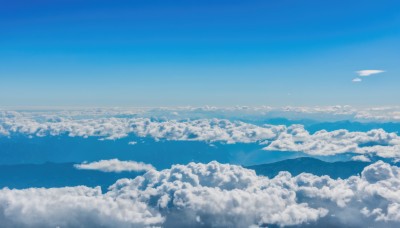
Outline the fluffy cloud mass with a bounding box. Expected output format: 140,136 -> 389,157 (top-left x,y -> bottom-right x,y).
0,114 -> 284,143
1,110 -> 400,159
0,161 -> 400,227
74,159 -> 155,172
130,118 -> 282,143
263,125 -> 400,158
0,186 -> 163,227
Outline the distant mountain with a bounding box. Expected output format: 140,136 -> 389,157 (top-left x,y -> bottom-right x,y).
305,120 -> 400,134
247,157 -> 372,179
248,118 -> 400,133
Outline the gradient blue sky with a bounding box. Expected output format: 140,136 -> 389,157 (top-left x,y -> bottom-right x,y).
1,0 -> 399,107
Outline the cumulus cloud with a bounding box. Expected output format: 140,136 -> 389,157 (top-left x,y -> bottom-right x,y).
354,107 -> 400,121
356,70 -> 385,77
0,186 -> 163,227
74,159 -> 154,172
352,78 -> 362,83
0,161 -> 400,227
351,155 -> 371,162
3,106 -> 400,141
130,118 -> 282,144
0,115 -> 284,143
0,161 -> 328,227
293,160 -> 400,226
263,125 -> 400,159
2,111 -> 400,158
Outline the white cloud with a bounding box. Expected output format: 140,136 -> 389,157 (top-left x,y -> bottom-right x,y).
0,115 -> 284,143
1,161 -> 400,227
356,70 -> 385,77
130,118 -> 283,144
3,106 -> 400,139
294,161 -> 400,226
74,159 -> 154,173
354,107 -> 400,121
0,186 -> 164,227
263,125 -> 400,159
2,111 -> 400,158
352,78 -> 362,83
0,161 -> 329,227
351,155 -> 371,162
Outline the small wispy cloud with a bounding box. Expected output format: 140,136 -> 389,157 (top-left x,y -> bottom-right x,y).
351,155 -> 371,162
356,70 -> 385,77
74,159 -> 154,172
352,78 -> 362,83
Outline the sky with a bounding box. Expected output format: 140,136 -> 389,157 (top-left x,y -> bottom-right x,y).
0,0 -> 399,107
2,2 -> 400,225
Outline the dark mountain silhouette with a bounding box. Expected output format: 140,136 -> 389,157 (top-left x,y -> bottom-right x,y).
247,157 -> 372,179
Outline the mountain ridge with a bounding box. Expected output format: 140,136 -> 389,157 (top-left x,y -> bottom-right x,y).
247,157 -> 372,179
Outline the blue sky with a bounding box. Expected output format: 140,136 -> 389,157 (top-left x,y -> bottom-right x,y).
0,0 -> 399,107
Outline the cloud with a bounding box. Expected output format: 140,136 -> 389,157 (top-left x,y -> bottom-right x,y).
293,160 -> 400,226
130,118 -> 282,144
263,125 -> 400,159
354,107 -> 400,121
0,115 -> 284,143
352,78 -> 362,83
3,106 -> 400,141
74,159 -> 154,172
0,161 -> 328,227
0,186 -> 164,227
2,111 -> 400,158
351,155 -> 371,162
356,70 -> 385,77
1,161 -> 400,227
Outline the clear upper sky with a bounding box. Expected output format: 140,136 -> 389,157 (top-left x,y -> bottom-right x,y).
1,0 -> 399,107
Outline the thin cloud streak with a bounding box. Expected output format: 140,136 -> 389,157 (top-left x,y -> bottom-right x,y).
356,70 -> 385,77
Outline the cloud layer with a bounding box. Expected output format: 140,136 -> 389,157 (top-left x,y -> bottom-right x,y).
262,125 -> 400,158
0,115 -> 284,143
1,111 -> 400,159
74,159 -> 155,172
0,161 -> 400,227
